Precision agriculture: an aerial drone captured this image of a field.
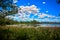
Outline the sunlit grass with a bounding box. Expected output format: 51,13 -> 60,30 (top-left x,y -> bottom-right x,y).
0,26 -> 60,40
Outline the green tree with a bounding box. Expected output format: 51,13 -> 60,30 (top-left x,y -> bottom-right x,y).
0,0 -> 18,25
57,0 -> 60,4
0,0 -> 18,18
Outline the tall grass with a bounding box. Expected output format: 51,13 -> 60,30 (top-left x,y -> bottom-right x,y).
0,26 -> 60,40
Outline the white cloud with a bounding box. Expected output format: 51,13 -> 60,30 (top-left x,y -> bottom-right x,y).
18,5 -> 39,20
38,13 -> 55,18
37,13 -> 60,22
13,0 -> 18,3
18,12 -> 30,19
38,13 -> 47,18
6,4 -> 60,22
42,2 -> 46,4
46,11 -> 48,13
18,5 -> 39,14
19,18 -> 33,21
44,18 -> 50,21
5,16 -> 14,19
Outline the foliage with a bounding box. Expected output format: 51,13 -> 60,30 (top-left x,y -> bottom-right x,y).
19,20 -> 40,24
0,27 -> 60,40
57,0 -> 60,4
0,0 -> 18,18
0,0 -> 18,25
0,18 -> 19,26
18,20 -> 60,24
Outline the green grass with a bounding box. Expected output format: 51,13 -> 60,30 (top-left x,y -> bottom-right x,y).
0,26 -> 60,40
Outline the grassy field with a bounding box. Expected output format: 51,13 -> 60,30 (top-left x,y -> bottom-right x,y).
0,26 -> 60,40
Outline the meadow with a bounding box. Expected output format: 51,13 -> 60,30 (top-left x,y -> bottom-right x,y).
0,26 -> 60,40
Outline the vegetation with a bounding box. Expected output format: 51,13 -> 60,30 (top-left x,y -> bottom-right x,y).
19,20 -> 40,24
0,19 -> 60,26
0,0 -> 60,40
19,20 -> 60,24
0,26 -> 60,40
0,18 -> 20,26
57,0 -> 60,4
0,0 -> 18,26
0,0 -> 60,26
0,0 -> 18,18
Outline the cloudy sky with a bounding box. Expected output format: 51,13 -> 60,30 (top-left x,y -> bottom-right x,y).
7,0 -> 60,22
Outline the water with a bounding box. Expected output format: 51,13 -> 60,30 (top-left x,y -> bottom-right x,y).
35,24 -> 60,27
6,24 -> 60,27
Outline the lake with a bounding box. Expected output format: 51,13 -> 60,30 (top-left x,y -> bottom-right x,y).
6,24 -> 60,27
33,24 -> 60,27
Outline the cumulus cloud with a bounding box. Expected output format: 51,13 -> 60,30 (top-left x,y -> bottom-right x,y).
17,5 -> 39,20
18,18 -> 33,21
18,5 -> 39,14
18,12 -> 30,19
36,13 -> 60,22
5,4 -> 60,22
5,16 -> 14,19
5,16 -> 18,20
44,18 -> 50,21
38,13 -> 55,18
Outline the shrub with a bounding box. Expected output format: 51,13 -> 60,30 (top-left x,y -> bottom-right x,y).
0,27 -> 60,40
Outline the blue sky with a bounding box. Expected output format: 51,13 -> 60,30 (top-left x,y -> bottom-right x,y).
6,0 -> 60,22
16,0 -> 60,15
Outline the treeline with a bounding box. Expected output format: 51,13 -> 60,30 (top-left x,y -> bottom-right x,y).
0,19 -> 40,26
18,20 -> 60,24
1,18 -> 60,26
39,22 -> 60,24
0,18 -> 20,26
19,20 -> 40,24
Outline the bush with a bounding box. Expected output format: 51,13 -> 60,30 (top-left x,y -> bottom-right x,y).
0,18 -> 19,26
0,27 -> 60,40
